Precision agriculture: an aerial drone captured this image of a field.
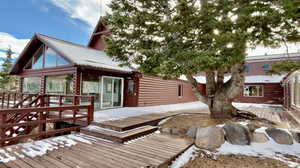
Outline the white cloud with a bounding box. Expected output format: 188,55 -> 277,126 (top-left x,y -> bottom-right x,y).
247,42 -> 300,56
50,0 -> 111,28
0,32 -> 30,58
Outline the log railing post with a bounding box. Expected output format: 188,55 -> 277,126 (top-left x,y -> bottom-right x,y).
7,93 -> 10,109
0,112 -> 7,146
88,96 -> 94,124
1,92 -> 5,109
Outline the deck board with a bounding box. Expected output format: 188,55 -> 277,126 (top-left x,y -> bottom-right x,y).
1,133 -> 192,168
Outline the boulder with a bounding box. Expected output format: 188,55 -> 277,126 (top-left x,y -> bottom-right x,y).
223,122 -> 251,145
186,127 -> 198,138
195,126 -> 225,150
171,128 -> 185,135
160,128 -> 171,134
265,128 -> 293,145
252,132 -> 269,143
291,131 -> 300,143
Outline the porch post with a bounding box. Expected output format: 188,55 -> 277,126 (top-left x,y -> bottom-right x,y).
40,76 -> 46,94
74,67 -> 81,95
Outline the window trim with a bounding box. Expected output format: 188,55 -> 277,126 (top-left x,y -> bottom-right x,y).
243,85 -> 264,97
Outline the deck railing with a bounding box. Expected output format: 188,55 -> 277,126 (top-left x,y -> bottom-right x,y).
0,93 -> 94,146
0,92 -> 39,109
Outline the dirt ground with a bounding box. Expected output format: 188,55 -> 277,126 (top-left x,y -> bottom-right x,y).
182,154 -> 290,168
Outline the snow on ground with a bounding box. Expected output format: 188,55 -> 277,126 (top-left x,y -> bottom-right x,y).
216,127 -> 300,167
93,101 -> 208,122
170,145 -> 199,168
233,102 -> 283,109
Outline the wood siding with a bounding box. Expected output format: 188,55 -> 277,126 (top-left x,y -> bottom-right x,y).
234,83 -> 284,104
137,75 -> 198,107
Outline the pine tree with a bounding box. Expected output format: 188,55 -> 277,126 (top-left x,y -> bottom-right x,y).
0,47 -> 19,91
104,0 -> 300,119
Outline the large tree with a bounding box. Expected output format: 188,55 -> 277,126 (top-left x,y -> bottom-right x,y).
104,0 -> 299,118
0,47 -> 19,91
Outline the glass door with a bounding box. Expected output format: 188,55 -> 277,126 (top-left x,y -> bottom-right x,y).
101,76 -> 124,109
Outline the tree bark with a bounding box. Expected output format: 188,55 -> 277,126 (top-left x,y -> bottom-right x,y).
185,63 -> 245,119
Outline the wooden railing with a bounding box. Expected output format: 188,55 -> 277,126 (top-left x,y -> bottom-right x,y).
0,93 -> 94,146
0,92 -> 39,109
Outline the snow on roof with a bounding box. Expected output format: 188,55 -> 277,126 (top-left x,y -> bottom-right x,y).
246,52 -> 300,61
180,74 -> 287,84
37,34 -> 133,73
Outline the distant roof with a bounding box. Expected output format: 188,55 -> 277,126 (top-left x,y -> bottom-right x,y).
10,34 -> 133,74
180,74 -> 287,84
246,52 -> 300,62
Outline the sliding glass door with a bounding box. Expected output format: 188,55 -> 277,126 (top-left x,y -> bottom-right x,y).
101,76 -> 124,109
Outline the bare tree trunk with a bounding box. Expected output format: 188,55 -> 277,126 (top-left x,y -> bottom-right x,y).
186,63 -> 245,119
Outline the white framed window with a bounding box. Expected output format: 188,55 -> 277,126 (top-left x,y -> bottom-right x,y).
243,85 -> 264,97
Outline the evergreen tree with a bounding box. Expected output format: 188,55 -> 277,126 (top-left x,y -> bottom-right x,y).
0,47 -> 19,91
104,0 -> 299,118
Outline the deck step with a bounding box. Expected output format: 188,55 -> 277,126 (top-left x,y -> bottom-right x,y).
80,125 -> 158,143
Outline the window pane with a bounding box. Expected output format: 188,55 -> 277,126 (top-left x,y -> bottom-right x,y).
128,80 -> 135,94
57,55 -> 69,66
243,85 -> 263,97
45,47 -> 69,68
46,75 -> 73,94
31,47 -> 43,69
113,79 -> 122,106
23,77 -> 40,93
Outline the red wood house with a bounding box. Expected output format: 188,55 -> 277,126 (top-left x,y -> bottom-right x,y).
10,32 -> 199,110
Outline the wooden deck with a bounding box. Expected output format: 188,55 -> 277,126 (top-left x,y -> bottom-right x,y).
0,133 -> 193,168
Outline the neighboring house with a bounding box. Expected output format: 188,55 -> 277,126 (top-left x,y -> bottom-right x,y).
282,71 -> 300,117
190,53 -> 300,105
235,53 -> 300,104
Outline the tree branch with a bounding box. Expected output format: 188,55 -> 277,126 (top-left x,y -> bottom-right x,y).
216,70 -> 224,89
186,74 -> 208,104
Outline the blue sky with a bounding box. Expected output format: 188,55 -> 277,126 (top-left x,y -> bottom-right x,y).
0,0 -> 110,60
0,0 -> 299,62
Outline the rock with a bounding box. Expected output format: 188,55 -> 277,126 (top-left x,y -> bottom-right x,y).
171,128 -> 185,135
160,128 -> 171,134
223,122 -> 251,145
291,131 -> 300,143
195,126 -> 225,150
252,132 -> 269,143
186,127 -> 198,138
265,128 -> 293,145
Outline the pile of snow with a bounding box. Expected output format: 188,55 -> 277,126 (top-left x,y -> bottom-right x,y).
233,102 -> 283,109
93,101 -> 208,122
217,127 -> 300,167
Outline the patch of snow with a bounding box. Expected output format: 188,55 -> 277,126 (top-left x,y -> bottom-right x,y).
216,128 -> 300,167
67,135 -> 92,144
158,117 -> 172,125
170,145 -> 198,168
0,149 -> 16,163
94,101 -> 207,122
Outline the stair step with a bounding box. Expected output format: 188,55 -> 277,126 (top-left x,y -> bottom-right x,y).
80,125 -> 158,143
